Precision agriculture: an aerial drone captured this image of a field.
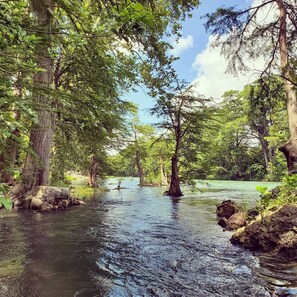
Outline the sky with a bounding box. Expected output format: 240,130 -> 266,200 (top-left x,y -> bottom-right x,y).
124,0 -> 260,123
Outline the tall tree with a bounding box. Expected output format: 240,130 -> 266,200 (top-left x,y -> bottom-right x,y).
242,76 -> 287,174
151,84 -> 210,196
2,0 -> 201,202
8,0 -> 55,199
205,0 -> 297,173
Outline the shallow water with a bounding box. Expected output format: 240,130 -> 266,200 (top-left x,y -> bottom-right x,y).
0,178 -> 296,297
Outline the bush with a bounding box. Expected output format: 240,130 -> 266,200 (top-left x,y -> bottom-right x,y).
257,174 -> 297,211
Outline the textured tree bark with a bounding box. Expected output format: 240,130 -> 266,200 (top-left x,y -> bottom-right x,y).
167,120 -> 183,197
160,161 -> 168,186
7,0 -> 55,199
276,0 -> 297,174
88,154 -> 98,187
168,155 -> 183,197
136,149 -> 145,186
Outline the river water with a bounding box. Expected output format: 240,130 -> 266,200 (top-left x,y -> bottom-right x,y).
1,178 -> 297,297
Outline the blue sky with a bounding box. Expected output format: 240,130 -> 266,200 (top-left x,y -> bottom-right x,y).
123,0 -> 254,123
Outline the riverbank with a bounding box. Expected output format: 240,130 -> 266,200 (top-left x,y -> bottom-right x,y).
226,176 -> 297,263
1,178 -> 293,296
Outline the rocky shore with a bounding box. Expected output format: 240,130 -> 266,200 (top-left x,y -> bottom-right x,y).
12,186 -> 85,212
217,200 -> 297,261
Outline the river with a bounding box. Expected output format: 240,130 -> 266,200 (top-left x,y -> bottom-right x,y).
1,178 -> 297,297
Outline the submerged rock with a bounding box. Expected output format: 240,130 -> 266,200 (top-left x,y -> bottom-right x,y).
231,204 -> 297,260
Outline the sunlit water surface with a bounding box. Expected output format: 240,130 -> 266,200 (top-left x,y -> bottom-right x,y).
1,179 -> 297,296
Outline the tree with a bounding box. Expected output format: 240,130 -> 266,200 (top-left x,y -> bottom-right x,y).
1,0 -> 201,202
0,2 -> 38,185
241,76 -> 287,175
205,0 -> 297,174
151,84 -> 211,196
112,116 -> 156,186
131,121 -> 156,186
208,91 -> 264,180
8,0 -> 55,199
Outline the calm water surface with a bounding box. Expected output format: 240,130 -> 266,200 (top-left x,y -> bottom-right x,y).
0,179 -> 296,297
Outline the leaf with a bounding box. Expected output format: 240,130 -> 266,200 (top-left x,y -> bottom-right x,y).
0,197 -> 13,210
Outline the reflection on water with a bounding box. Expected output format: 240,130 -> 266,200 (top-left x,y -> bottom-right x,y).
0,178 -> 295,296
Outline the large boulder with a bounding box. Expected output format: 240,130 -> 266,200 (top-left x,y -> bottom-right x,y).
25,186 -> 70,205
231,204 -> 297,260
13,186 -> 85,212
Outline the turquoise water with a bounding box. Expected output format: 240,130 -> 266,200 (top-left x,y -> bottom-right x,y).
0,178 -> 295,297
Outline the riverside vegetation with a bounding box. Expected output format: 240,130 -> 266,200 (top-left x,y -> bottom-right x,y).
1,0 -> 297,274
215,175 -> 297,261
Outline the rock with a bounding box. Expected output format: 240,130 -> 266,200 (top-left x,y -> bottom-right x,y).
18,186 -> 84,212
30,197 -> 43,210
247,208 -> 260,219
231,204 -> 297,260
225,212 -> 246,231
25,186 -> 70,205
58,199 -> 70,209
216,200 -> 240,219
76,199 -> 85,205
218,218 -> 227,228
40,202 -> 53,212
13,198 -> 25,209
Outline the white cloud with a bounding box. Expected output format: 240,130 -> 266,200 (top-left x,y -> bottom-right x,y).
190,0 -> 279,100
169,34 -> 193,56
191,36 -> 263,99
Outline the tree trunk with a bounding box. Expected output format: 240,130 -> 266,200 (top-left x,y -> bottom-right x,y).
160,160 -> 168,186
168,155 -> 183,197
136,149 -> 145,186
7,0 -> 55,199
88,154 -> 98,187
276,0 -> 297,174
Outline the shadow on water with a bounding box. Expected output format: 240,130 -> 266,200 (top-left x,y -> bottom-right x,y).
0,178 -> 296,296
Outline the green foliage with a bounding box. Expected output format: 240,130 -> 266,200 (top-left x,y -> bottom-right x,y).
0,184 -> 12,210
0,0 -> 200,188
0,197 -> 13,210
256,185 -> 269,195
71,186 -> 96,200
0,183 -> 10,194
258,175 -> 297,211
266,151 -> 287,181
282,174 -> 297,188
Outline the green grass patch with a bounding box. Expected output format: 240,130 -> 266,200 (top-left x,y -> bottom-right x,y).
65,174 -> 78,182
71,186 -> 97,200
